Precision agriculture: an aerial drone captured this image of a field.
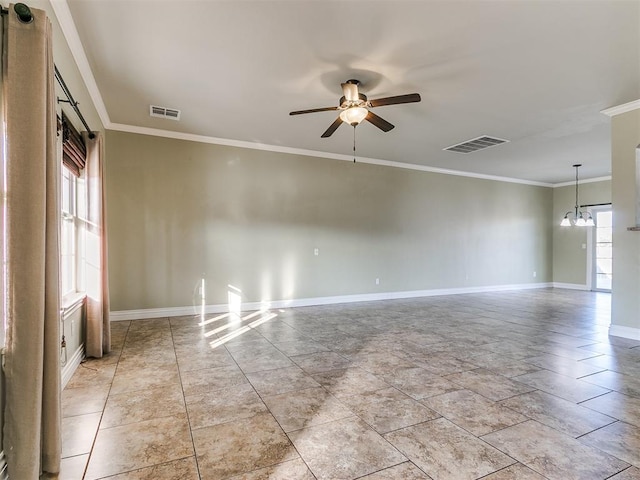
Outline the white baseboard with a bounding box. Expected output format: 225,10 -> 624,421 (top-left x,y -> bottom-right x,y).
552,282 -> 589,290
609,324 -> 640,341
110,282 -> 553,321
62,344 -> 84,389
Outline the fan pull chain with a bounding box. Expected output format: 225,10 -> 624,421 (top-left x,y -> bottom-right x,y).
353,125 -> 357,163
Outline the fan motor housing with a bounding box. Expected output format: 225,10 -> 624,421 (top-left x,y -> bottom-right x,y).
339,93 -> 368,108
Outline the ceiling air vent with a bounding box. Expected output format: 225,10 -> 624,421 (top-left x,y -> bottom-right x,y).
150,105 -> 181,121
444,135 -> 508,154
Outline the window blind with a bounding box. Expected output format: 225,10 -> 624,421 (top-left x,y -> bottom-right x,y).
61,111 -> 86,176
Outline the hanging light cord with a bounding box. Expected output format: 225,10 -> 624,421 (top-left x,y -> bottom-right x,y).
353,126 -> 357,163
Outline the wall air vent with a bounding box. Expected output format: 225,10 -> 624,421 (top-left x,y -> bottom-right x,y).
149,105 -> 181,121
444,135 -> 508,154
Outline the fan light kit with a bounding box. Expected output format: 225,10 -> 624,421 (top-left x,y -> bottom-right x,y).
289,79 -> 421,138
561,164 -> 595,227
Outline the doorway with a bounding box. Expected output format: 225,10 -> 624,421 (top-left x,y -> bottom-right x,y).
591,208 -> 612,292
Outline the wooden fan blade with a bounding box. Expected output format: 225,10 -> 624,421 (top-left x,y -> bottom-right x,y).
369,93 -> 421,108
321,117 -> 343,138
289,106 -> 339,115
365,111 -> 394,132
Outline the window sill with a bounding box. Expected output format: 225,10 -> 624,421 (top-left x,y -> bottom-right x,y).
62,292 -> 86,318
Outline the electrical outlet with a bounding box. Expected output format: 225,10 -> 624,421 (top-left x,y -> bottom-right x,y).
314,248 -> 319,256
533,271 -> 537,278
375,278 -> 380,285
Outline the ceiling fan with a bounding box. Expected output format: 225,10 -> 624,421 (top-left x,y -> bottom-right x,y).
289,79 -> 421,138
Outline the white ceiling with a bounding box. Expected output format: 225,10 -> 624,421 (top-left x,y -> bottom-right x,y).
62,0 -> 639,184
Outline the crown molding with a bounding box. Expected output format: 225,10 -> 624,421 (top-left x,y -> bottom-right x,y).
601,99 -> 640,117
552,175 -> 612,188
109,122 -> 553,187
50,0 -> 111,127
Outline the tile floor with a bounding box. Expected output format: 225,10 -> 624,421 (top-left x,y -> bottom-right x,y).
60,289 -> 640,479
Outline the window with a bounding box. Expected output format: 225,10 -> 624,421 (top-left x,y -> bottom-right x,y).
61,165 -> 87,300
60,113 -> 87,302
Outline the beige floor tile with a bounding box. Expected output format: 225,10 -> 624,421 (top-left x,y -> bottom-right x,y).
246,366 -> 321,396
350,352 -> 416,375
409,353 -> 477,376
380,365 -> 461,400
466,352 -> 542,377
61,290 -> 639,480
193,412 -> 298,479
185,382 -> 268,429
233,348 -> 294,373
482,463 -> 548,479
358,461 -> 432,479
609,467 -> 640,479
582,354 -> 640,378
289,417 -> 406,480
110,363 -> 181,395
272,339 -> 329,356
581,369 -> 640,398
500,390 -> 616,437
513,369 -> 611,403
84,413 -> 194,479
312,367 -> 390,398
444,368 -> 535,401
384,417 -> 515,480
98,457 -> 200,479
59,454 -> 89,480
532,343 -> 604,361
481,340 -> 542,360
342,387 -> 440,434
116,346 -> 177,369
62,412 -> 101,457
263,386 -> 354,432
524,353 -> 606,378
579,421 -> 640,466
482,420 -> 629,480
291,351 -> 352,374
62,383 -> 110,418
66,362 -> 117,389
180,364 -> 248,396
227,458 -> 316,479
581,391 -> 640,426
101,384 -> 186,428
422,389 -> 527,436
175,346 -> 237,372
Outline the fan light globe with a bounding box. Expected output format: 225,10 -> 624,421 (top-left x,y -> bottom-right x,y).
576,216 -> 587,227
340,107 -> 368,126
585,217 -> 595,227
560,216 -> 571,227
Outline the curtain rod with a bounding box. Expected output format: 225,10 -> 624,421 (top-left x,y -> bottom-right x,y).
2,3 -> 96,139
580,203 -> 611,208
54,65 -> 96,139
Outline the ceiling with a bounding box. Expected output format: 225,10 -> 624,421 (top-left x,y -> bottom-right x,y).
61,0 -> 639,185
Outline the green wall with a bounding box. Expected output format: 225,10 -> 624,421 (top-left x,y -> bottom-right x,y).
106,131 -> 553,312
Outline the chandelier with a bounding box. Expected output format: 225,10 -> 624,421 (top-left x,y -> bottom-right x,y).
561,164 -> 595,227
